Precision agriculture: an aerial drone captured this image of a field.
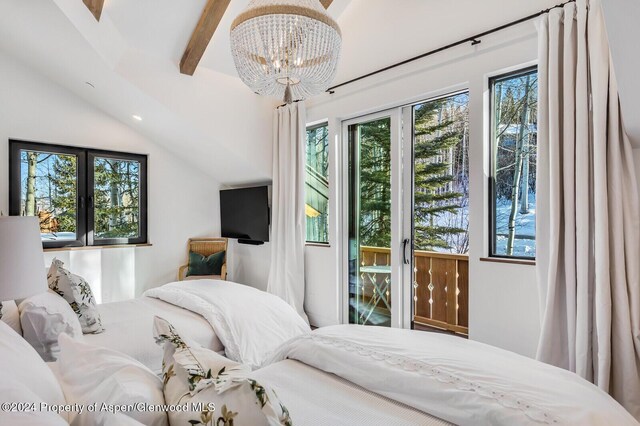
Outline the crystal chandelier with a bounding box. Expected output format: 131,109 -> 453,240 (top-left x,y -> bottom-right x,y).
230,0 -> 342,103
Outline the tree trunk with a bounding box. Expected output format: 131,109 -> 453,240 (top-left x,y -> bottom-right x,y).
520,132 -> 530,214
26,152 -> 37,216
506,75 -> 531,255
108,160 -> 120,230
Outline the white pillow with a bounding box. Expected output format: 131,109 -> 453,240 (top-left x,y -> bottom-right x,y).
57,333 -> 168,426
154,316 -> 292,426
0,380 -> 68,426
1,300 -> 22,335
0,321 -> 68,421
47,258 -> 104,334
19,290 -> 83,361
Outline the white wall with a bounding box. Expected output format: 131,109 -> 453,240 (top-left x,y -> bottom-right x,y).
304,22 -> 544,357
0,52 -> 220,303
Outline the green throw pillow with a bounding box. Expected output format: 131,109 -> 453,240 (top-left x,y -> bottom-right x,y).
187,250 -> 225,277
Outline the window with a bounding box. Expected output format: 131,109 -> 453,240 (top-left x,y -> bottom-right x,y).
9,140 -> 147,248
489,67 -> 538,259
305,123 -> 329,244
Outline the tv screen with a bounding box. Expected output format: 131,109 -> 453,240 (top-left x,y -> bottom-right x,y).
220,186 -> 270,242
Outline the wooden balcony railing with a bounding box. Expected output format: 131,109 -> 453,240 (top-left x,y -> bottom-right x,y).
359,246 -> 469,335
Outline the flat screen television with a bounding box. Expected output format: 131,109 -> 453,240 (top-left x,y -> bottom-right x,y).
220,186 -> 270,244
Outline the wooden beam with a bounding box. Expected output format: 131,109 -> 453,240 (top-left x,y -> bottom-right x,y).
82,0 -> 105,21
320,0 -> 334,8
180,0 -> 232,76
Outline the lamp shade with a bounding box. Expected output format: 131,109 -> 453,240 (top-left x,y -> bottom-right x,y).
0,217 -> 47,301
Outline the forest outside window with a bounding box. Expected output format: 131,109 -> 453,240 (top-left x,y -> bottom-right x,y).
9,140 -> 148,248
305,123 -> 329,244
489,67 -> 538,259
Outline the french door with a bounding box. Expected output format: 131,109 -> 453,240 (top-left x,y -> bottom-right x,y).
343,109 -> 409,329
343,91 -> 470,332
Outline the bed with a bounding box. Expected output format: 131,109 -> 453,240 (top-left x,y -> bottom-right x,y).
1,317 -> 637,425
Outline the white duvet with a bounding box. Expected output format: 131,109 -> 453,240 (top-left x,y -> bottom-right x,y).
144,279 -> 310,369
269,325 -> 638,426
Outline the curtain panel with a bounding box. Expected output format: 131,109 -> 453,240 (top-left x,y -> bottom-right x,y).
536,0 -> 640,418
268,102 -> 309,323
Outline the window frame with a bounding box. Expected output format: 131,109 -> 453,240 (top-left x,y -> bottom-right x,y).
9,140 -> 148,249
87,150 -> 148,246
488,65 -> 538,260
305,122 -> 330,245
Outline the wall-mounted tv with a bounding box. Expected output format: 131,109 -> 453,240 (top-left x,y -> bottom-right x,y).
220,186 -> 270,245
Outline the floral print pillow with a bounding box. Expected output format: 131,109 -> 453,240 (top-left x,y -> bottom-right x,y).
47,259 -> 104,334
153,316 -> 292,426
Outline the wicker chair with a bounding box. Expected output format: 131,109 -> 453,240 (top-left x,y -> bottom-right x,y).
177,238 -> 228,281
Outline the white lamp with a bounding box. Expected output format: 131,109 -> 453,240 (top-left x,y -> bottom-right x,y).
0,216 -> 47,319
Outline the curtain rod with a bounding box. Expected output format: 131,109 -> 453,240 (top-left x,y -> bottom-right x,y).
326,0 -> 576,94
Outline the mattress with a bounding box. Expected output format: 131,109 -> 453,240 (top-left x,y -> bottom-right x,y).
84,297 -> 224,373
252,359 -> 452,426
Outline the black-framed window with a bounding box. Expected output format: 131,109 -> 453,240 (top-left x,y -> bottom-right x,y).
489,67 -> 538,259
305,123 -> 329,244
9,140 -> 148,248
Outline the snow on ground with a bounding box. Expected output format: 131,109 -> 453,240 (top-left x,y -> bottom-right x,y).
427,192 -> 536,257
494,192 -> 536,257
41,232 -> 76,241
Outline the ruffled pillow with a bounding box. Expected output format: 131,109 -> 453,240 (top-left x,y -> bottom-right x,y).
19,290 -> 83,361
47,259 -> 104,334
153,316 -> 291,426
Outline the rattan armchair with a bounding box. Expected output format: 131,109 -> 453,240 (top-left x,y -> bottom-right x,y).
177,237 -> 228,281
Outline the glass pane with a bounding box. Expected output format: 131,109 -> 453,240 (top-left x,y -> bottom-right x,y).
94,157 -> 140,239
19,150 -> 77,241
305,124 -> 329,243
413,92 -> 470,253
491,69 -> 538,258
348,117 -> 392,326
411,92 -> 470,334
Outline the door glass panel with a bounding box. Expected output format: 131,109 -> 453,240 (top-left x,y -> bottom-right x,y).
19,150 -> 78,242
93,157 -> 141,239
348,117 -> 392,326
411,92 -> 470,334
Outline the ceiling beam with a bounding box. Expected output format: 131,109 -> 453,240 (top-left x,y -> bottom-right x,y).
320,0 -> 334,8
82,0 -> 105,21
180,0 -> 232,76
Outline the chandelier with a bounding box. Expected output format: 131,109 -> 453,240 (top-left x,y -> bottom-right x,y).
230,0 -> 342,103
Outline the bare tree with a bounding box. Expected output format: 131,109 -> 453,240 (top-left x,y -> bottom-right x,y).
506,74 -> 531,255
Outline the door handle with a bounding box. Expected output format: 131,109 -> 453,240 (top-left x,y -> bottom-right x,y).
402,238 -> 411,265
79,196 -> 85,209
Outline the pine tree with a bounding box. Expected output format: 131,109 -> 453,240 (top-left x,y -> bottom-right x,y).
358,118 -> 392,247
413,98 -> 466,251
50,155 -> 77,232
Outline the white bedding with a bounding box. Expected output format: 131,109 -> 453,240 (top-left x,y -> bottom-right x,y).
253,359 -> 450,426
85,296 -> 223,373
270,325 -> 638,426
144,279 -> 310,369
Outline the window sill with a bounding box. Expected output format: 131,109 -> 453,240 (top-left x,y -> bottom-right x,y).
44,243 -> 152,252
479,257 -> 535,266
305,242 -> 331,248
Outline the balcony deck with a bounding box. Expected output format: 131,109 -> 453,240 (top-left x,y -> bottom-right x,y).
357,246 -> 469,335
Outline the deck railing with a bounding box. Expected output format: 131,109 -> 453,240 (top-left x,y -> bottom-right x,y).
359,246 -> 469,335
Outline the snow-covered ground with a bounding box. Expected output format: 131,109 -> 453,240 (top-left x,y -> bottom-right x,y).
41,232 -> 76,241
425,192 -> 536,257
494,192 -> 536,257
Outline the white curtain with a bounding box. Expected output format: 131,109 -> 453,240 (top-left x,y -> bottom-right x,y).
536,0 -> 640,418
267,102 -> 309,323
